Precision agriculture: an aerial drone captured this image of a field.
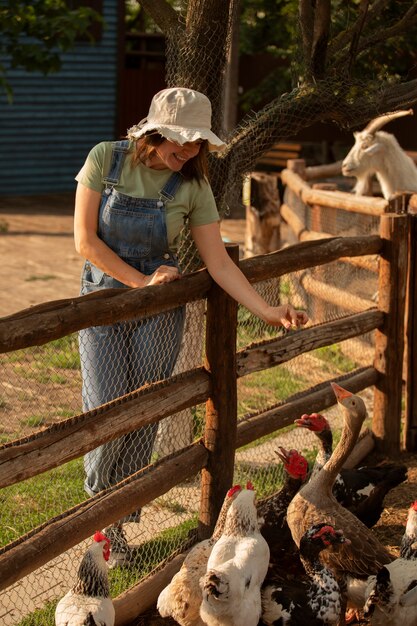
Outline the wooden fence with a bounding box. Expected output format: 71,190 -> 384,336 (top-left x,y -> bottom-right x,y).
0,194 -> 412,622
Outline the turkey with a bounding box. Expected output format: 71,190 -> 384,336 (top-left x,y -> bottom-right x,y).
261,523 -> 350,625
200,484 -> 270,626
257,447 -> 308,565
295,412 -> 407,527
55,531 -> 114,626
157,484 -> 242,626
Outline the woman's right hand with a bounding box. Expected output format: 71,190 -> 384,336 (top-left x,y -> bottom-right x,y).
143,265 -> 181,287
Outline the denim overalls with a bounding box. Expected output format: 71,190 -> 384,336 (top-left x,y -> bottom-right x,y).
79,140 -> 185,516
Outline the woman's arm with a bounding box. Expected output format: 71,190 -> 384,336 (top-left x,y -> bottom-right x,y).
191,221 -> 308,329
74,183 -> 180,287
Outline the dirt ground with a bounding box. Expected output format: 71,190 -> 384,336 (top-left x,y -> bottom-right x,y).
1,194 -> 417,625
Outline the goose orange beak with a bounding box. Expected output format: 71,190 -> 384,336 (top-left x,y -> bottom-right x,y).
330,382 -> 353,402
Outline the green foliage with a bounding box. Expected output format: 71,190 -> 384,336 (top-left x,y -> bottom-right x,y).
239,0 -> 417,111
0,0 -> 102,98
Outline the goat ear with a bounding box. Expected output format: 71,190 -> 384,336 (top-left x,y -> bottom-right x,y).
363,143 -> 381,155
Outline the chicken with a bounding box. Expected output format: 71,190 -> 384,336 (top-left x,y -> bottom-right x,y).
55,531 -> 114,626
200,484 -> 270,626
364,501 -> 417,625
261,523 -> 350,625
401,501 -> 417,560
157,484 -> 243,626
295,413 -> 407,527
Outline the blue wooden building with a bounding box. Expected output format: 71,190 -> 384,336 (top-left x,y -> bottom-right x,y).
0,1 -> 124,195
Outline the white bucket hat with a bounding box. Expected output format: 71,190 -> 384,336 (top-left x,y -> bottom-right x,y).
127,87 -> 226,152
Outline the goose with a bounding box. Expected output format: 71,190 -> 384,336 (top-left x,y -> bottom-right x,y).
295,412 -> 407,527
287,383 -> 393,621
364,502 -> 417,625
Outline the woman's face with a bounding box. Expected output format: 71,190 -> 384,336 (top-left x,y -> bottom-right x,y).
149,139 -> 202,171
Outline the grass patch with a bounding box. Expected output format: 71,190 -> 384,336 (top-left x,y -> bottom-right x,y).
25,274 -> 57,282
21,415 -> 45,428
314,344 -> 357,374
0,458 -> 85,548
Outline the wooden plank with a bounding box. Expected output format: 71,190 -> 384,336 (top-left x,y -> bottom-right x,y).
0,270 -> 212,353
281,168 -> 389,215
300,273 -> 375,312
0,442 -> 208,593
236,367 -> 379,447
236,310 -> 383,378
0,236 -> 382,353
0,368 -> 210,488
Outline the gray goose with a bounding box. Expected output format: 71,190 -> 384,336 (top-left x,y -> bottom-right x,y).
286,383 -> 393,619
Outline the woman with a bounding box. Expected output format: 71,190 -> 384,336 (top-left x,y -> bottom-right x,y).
74,87 -> 308,564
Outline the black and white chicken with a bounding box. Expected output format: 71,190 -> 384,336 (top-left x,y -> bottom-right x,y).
364,501 -> 417,625
261,523 -> 350,625
55,531 -> 114,626
200,483 -> 270,626
157,484 -> 243,626
295,412 -> 407,527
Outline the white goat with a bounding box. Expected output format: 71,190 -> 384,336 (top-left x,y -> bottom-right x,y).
342,109 -> 417,199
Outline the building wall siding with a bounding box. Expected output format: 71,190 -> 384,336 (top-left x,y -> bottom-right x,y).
0,2 -> 120,195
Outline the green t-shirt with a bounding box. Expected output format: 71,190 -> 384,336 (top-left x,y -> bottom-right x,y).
75,141 -> 219,251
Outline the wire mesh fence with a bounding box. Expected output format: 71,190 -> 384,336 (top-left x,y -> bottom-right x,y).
0,251 -> 376,624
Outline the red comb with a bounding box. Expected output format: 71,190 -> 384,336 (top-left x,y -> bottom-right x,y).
93,530 -> 108,543
227,484 -> 242,497
246,481 -> 254,490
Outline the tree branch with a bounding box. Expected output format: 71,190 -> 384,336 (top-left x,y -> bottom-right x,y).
136,0 -> 183,36
347,0 -> 370,76
328,0 -> 390,59
311,0 -> 331,78
299,0 -> 314,80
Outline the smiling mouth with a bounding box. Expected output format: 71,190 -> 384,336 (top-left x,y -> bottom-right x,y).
174,153 -> 187,163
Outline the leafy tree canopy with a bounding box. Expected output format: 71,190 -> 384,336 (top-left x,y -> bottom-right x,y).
239,0 -> 417,112
0,0 -> 102,99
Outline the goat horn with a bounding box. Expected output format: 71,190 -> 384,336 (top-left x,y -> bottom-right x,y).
364,109 -> 414,134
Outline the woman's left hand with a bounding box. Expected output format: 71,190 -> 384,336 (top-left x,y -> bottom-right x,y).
264,304 -> 309,329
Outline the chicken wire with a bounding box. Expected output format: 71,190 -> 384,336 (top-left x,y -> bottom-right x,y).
0,0 -> 392,620
0,255 -> 377,625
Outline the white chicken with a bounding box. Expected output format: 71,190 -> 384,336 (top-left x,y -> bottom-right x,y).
200,483 -> 270,626
55,531 -> 114,626
157,484 -> 243,626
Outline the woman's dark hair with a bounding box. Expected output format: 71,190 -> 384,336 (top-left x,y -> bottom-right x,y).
131,133 -> 209,182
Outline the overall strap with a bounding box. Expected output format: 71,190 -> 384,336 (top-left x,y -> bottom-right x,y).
159,172 -> 184,203
103,140 -> 130,187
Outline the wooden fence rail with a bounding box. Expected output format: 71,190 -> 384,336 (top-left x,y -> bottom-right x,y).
280,158 -> 412,454
0,213 -> 408,622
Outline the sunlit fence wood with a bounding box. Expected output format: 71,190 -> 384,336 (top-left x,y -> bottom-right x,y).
0,222 -> 408,622
281,158 -> 415,455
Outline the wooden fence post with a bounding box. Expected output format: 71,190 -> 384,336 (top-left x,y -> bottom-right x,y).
198,244 -> 239,539
405,197 -> 417,450
373,210 -> 408,455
